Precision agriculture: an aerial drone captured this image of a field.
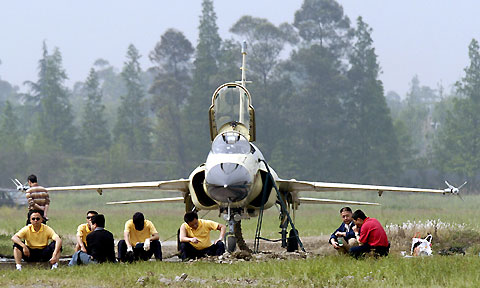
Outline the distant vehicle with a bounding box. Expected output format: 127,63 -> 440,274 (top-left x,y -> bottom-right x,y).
0,188 -> 26,207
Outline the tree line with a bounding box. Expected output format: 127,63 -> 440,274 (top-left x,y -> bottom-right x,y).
0,0 -> 479,192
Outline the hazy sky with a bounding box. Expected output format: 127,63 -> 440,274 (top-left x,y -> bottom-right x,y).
1,1 -> 480,97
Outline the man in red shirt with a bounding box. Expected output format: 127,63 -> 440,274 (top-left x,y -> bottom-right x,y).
349,209 -> 389,258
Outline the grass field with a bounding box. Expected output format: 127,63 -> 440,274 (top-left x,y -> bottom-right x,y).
1,190 -> 479,286
1,255 -> 480,287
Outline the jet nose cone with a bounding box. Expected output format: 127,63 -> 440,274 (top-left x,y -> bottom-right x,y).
220,163 -> 240,175
206,163 -> 251,203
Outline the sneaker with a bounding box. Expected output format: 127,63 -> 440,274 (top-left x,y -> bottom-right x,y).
51,263 -> 58,270
16,264 -> 22,271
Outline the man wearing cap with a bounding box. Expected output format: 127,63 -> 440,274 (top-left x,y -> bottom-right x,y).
75,210 -> 98,252
117,212 -> 162,262
11,210 -> 62,271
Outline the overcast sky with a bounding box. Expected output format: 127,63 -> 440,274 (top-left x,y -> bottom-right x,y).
1,1 -> 480,97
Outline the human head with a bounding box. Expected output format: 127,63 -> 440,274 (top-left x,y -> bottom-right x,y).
27,174 -> 38,185
132,212 -> 145,231
91,214 -> 105,228
86,210 -> 98,229
352,209 -> 367,227
184,211 -> 199,229
339,207 -> 353,224
29,210 -> 44,226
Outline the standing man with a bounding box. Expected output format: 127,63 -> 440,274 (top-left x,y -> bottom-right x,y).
75,211 -> 98,252
179,211 -> 226,260
69,214 -> 116,265
349,209 -> 390,258
25,174 -> 50,222
117,212 -> 162,262
11,210 -> 62,271
329,207 -> 358,253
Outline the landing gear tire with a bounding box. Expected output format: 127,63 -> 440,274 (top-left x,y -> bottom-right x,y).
227,235 -> 237,253
287,229 -> 299,252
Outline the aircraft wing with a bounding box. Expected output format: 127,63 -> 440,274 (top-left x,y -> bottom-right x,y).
277,179 -> 447,195
47,179 -> 190,194
298,197 -> 380,206
106,197 -> 185,205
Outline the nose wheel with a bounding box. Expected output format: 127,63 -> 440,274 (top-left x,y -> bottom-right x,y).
223,208 -> 251,253
226,235 -> 237,252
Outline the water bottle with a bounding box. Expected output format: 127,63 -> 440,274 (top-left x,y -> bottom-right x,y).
338,238 -> 343,246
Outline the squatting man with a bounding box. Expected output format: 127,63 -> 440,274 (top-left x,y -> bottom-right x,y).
329,207 -> 358,253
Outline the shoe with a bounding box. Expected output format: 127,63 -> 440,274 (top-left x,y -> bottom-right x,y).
125,251 -> 135,263
51,263 -> 58,270
16,264 -> 22,271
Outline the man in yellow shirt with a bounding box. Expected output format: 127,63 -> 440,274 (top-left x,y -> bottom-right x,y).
75,210 -> 98,252
117,212 -> 162,262
179,211 -> 226,260
11,210 -> 62,271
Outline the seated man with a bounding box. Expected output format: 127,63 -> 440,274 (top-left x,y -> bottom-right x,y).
179,211 -> 226,260
69,214 -> 116,265
329,207 -> 358,254
118,212 -> 162,262
349,209 -> 390,258
11,210 -> 62,271
75,210 -> 98,252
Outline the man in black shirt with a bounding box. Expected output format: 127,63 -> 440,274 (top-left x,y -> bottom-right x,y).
69,214 -> 116,265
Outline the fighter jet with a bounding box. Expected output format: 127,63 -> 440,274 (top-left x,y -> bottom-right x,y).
23,42 -> 464,252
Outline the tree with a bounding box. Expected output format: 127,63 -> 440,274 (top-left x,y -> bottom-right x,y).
79,68 -> 111,155
25,42 -> 76,153
274,44 -> 348,180
435,39 -> 480,191
399,76 -> 440,161
114,44 -> 152,160
184,0 -> 222,164
293,0 -> 352,54
343,17 -> 400,184
230,16 -> 298,154
230,16 -> 298,88
149,29 -> 194,176
93,58 -> 126,129
0,101 -> 26,186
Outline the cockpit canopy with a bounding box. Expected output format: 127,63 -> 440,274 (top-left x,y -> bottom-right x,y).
211,132 -> 251,155
209,83 -> 255,141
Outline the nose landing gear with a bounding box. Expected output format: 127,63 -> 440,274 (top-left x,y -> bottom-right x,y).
223,207 -> 251,253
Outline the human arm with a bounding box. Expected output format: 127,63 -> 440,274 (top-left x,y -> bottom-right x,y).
76,234 -> 87,252
179,224 -> 199,243
344,228 -> 356,240
43,204 -> 49,219
329,237 -> 340,249
49,234 -> 62,264
352,225 -> 364,246
215,223 -> 226,244
149,232 -> 159,241
124,231 -> 133,250
329,224 -> 344,248
11,234 -> 30,257
143,232 -> 159,251
76,227 -> 87,253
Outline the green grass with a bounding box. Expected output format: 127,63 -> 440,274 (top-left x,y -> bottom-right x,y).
1,191 -> 479,256
1,190 -> 480,286
1,255 -> 480,287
